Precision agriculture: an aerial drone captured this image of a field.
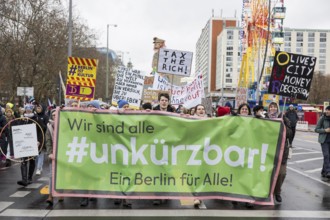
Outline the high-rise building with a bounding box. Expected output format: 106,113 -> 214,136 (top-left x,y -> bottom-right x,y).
281,28 -> 330,74
195,17 -> 237,99
216,27 -> 242,100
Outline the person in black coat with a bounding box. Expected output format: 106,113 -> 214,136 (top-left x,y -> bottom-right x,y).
285,105 -> 299,145
15,104 -> 44,186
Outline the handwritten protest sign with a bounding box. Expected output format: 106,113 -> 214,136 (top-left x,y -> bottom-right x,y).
53,109 -> 285,205
142,89 -> 165,106
268,51 -> 316,100
152,73 -> 204,108
112,66 -> 145,109
12,124 -> 38,158
157,48 -> 193,76
235,87 -> 248,109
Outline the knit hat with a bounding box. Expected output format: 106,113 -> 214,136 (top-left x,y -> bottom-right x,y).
289,104 -> 294,108
6,102 -> 14,109
225,101 -> 232,108
118,100 -> 129,108
326,105 -> 330,111
24,104 -> 34,111
87,100 -> 101,109
29,97 -> 36,104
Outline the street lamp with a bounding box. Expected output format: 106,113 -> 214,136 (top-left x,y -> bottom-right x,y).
106,24 -> 117,101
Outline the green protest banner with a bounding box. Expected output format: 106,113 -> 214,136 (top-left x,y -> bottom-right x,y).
53,109 -> 284,205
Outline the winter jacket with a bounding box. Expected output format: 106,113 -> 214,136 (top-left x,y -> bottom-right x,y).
153,105 -> 175,112
285,109 -> 299,127
315,115 -> 330,144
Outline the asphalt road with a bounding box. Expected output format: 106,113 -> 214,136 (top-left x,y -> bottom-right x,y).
1,130 -> 330,220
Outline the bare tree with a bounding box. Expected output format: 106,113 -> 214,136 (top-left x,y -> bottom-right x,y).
0,0 -> 99,105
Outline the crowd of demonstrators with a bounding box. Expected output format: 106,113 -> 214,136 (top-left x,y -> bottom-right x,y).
0,96 -> 302,208
285,104 -> 299,146
315,105 -> 330,178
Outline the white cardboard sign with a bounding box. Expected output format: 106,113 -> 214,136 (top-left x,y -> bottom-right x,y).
12,124 -> 38,158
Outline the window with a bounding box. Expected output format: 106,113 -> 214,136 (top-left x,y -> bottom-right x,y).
226,79 -> 232,83
226,57 -> 233,61
296,48 -> 302,53
227,46 -> 233,50
226,51 -> 233,56
319,59 -> 326,64
320,38 -> 327,42
308,43 -> 314,47
285,42 -> 291,47
284,48 -> 291,52
308,48 -> 314,53
320,48 -> 326,53
320,33 -> 326,37
296,32 -> 303,42
320,43 -> 327,48
296,42 -> 303,47
308,33 -> 315,37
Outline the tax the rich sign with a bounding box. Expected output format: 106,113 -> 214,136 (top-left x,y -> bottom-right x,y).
52,109 -> 285,205
268,51 -> 316,100
157,48 -> 193,76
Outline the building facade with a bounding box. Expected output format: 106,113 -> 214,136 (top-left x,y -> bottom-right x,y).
282,28 -> 330,74
195,17 -> 237,98
216,27 -> 242,100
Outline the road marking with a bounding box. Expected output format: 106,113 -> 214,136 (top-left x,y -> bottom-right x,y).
0,202 -> 14,212
0,209 -> 323,217
9,191 -> 31,197
37,177 -> 49,181
287,166 -> 330,187
25,183 -> 43,189
0,209 -> 50,217
295,138 -> 318,144
287,157 -> 323,165
293,146 -> 319,152
305,168 -> 322,173
292,152 -> 322,155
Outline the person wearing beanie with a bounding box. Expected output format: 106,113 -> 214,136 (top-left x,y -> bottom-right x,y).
6,102 -> 14,110
285,104 -> 299,145
117,99 -> 129,109
87,100 -> 101,109
35,104 -> 48,175
15,104 -> 45,186
315,105 -> 330,178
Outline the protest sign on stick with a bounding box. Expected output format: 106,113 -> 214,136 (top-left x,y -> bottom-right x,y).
268,51 -> 316,100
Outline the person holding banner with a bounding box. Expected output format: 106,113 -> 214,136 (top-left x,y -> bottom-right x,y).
16,104 -> 44,187
45,109 -> 64,205
152,93 -> 174,112
194,104 -> 207,118
237,103 -> 252,116
315,105 -> 330,178
266,102 -> 293,203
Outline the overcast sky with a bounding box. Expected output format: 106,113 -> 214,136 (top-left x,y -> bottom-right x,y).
66,0 -> 330,74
